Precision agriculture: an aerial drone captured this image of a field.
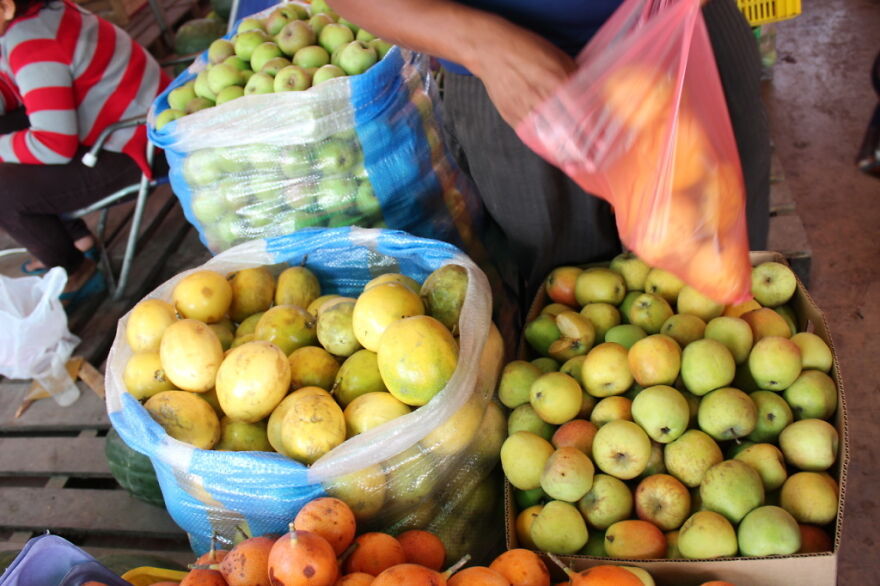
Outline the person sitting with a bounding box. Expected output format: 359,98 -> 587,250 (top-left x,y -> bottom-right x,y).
0,0 -> 169,307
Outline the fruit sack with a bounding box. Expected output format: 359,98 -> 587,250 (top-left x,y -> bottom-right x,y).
148,2 -> 483,255
516,0 -> 751,304
104,227 -> 503,555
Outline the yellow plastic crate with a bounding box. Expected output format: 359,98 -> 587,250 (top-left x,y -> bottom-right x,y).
120,566 -> 188,585
737,0 -> 802,26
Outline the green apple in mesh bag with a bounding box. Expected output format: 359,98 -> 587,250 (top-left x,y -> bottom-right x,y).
190,188 -> 229,225
207,39 -> 236,64
154,109 -> 184,130
293,45 -> 331,69
250,41 -> 283,73
223,55 -> 250,71
243,72 -> 274,95
278,3 -> 308,20
277,20 -> 316,57
207,63 -> 245,95
368,38 -> 393,60
316,176 -> 357,213
356,28 -> 376,43
337,41 -> 378,75
355,180 -> 381,216
238,143 -> 282,171
259,56 -> 291,76
279,145 -> 314,178
263,10 -> 289,37
183,149 -> 225,186
308,13 -> 335,37
215,85 -> 244,105
318,23 -> 354,54
274,65 -> 312,92
314,138 -> 358,173
236,17 -> 263,34
234,29 -> 271,62
167,82 -> 196,111
193,70 -> 216,101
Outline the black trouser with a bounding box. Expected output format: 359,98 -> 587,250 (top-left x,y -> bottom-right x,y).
0,108 -> 143,272
442,0 -> 771,305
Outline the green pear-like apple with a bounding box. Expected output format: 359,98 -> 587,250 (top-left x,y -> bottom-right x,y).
314,138 -> 358,173
293,45 -> 331,68
167,82 -> 197,111
577,473 -> 633,530
748,336 -> 802,391
259,56 -> 291,76
698,387 -> 757,440
644,268 -> 685,304
659,313 -> 706,348
628,292 -> 674,334
184,96 -> 214,114
609,251 -> 651,291
530,371 -> 583,425
779,418 -> 839,471
589,396 -> 632,428
236,16 -> 264,34
263,9 -> 290,36
580,342 -> 631,398
337,40 -> 378,75
734,443 -> 788,492
314,176 -> 355,212
312,63 -> 346,85
747,390 -> 793,442
223,55 -> 250,71
541,447 -> 595,503
234,29 -> 271,62
278,4 -> 308,20
575,267 -> 626,306
681,338 -> 736,396
591,420 -> 651,480
779,472 -> 839,525
337,17 -> 360,35
278,146 -> 313,178
249,41 -> 283,73
318,22 -> 355,53
356,27 -> 376,42
627,333 -> 681,387
276,19 -> 316,57
631,385 -> 689,443
215,85 -> 244,104
308,13 -> 335,36
498,360 -> 543,409
790,332 -> 833,372
193,69 -> 217,101
618,290 -> 640,324
273,64 -> 312,92
155,108 -> 184,130
783,369 -> 837,420
700,459 -> 764,523
678,511 -> 738,559
737,505 -> 801,556
367,38 -> 393,59
501,431 -> 555,491
531,500 -> 589,555
355,180 -> 381,216
190,187 -> 229,224
244,71 -> 275,95
604,324 -> 647,349
579,303 -> 620,342
664,430 -> 722,488
751,261 -> 798,307
676,285 -> 725,322
309,0 -> 335,16
207,39 -> 236,64
634,473 -> 691,531
507,404 -> 556,440
704,316 -> 754,364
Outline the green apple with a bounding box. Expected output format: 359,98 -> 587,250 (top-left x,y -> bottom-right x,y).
308,13 -> 334,35
507,404 -> 555,441
783,370 -> 837,420
207,39 -> 236,64
540,447 -> 595,502
244,72 -> 274,95
314,137 -> 358,173
700,460 -> 764,523
618,290 -> 641,324
530,500 -> 589,554
604,324 -> 647,349
681,338 -> 736,396
356,27 -> 376,42
747,390 -> 793,442
249,41 -> 283,72
260,56 -> 291,76
337,16 -> 360,35
589,396 -> 632,428
234,29 -> 271,61
632,385 -> 689,443
581,342 -> 632,398
501,431 -> 555,491
263,8 -> 290,36
634,473 -> 691,531
193,69 -> 217,101
530,371 -> 582,425
312,63 -> 346,85
659,313 -> 705,348
167,82 -> 197,111
627,334 -> 681,387
293,45 -> 331,68
678,511 -> 738,559
577,473 -> 633,529
742,307 -> 793,341
190,188 -> 229,224
664,430 -> 722,488
236,17 -> 263,33
773,304 -> 798,336
734,443 -> 788,492
704,316 -> 753,364
751,261 -> 797,307
318,22 -> 355,53
154,108 -> 184,130
748,336 -> 802,391
697,387 -> 757,440
531,357 -> 559,374
316,176 -> 357,212
498,360 -> 542,409
215,85 -> 244,104
278,4 -> 308,20
628,292 -> 674,334
547,311 -> 596,362
591,420 -> 651,480
273,64 -> 312,91
779,418 -> 838,471
355,180 -> 381,216
309,0 -> 335,16
644,268 -> 685,304
737,505 -> 801,556
676,285 -> 725,322
575,268 -> 626,306
277,145 -> 313,179
184,96 -> 214,114
790,332 -> 833,372
276,20 -> 316,57
641,440 -> 667,477
609,251 -> 651,291
337,40 -> 378,75
368,38 -> 393,60
780,472 -> 839,524
579,303 -> 620,342
343,392 -> 410,436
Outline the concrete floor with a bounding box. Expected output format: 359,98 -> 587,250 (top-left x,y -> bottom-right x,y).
763,0 -> 880,582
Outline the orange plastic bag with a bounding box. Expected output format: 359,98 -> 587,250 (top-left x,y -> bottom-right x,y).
516,0 -> 752,304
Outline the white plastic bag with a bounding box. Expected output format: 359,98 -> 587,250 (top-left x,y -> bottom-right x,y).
0,267 -> 81,405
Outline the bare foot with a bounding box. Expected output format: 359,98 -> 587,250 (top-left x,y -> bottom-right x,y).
25,236 -> 97,272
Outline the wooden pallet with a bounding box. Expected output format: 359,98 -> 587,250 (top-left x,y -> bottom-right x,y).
0,381 -> 193,567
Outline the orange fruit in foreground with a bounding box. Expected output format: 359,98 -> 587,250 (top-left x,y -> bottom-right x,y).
397,529 -> 446,571
335,572 -> 375,585
371,563 -> 445,585
448,566 -> 511,586
700,582 -> 736,586
195,548 -> 229,565
489,549 -> 550,586
268,529 -> 339,585
344,532 -> 407,576
219,535 -> 274,586
180,569 -> 227,586
568,565 -> 644,585
294,497 -> 357,556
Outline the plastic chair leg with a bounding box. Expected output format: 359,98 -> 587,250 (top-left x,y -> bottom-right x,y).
113,173 -> 150,300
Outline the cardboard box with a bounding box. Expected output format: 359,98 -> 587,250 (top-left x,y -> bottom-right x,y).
506,251 -> 848,585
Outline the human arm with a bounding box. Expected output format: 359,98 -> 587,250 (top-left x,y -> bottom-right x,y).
327,0 -> 576,127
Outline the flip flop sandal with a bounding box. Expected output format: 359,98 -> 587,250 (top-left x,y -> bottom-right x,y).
59,269 -> 107,314
20,247 -> 99,276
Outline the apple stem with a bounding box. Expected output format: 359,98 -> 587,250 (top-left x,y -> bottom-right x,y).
235,525 -> 249,540
733,435 -> 742,445
300,255 -> 309,267
442,554 -> 471,577
288,522 -> 297,542
546,552 -> 575,577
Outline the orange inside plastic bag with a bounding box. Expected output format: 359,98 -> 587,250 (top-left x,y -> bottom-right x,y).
517,0 -> 752,304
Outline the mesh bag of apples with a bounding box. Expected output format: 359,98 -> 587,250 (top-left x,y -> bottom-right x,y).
148,1 -> 483,257
516,0 -> 752,304
104,227 -> 506,557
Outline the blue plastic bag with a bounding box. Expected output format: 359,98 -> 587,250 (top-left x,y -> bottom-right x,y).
0,534 -> 130,586
148,2 -> 483,256
104,228 -> 503,555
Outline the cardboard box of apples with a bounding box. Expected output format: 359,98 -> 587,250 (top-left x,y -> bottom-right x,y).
499,251 -> 847,586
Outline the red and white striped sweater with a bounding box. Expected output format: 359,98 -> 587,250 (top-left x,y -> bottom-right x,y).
0,0 -> 169,174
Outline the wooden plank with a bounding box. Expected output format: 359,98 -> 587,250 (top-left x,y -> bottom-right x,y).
0,380 -> 110,433
0,487 -> 184,538
0,436 -> 111,477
